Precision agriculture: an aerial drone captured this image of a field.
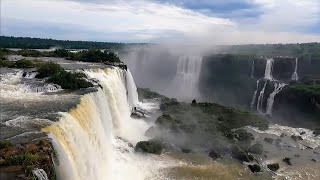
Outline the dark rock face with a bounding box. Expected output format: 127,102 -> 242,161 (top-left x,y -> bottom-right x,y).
248,143 -> 263,155
314,129 -> 320,136
291,135 -> 303,141
267,163 -> 280,171
264,137 -> 274,144
135,140 -> 163,155
248,164 -> 261,173
273,82 -> 320,128
231,146 -> 253,162
283,157 -> 292,165
208,149 -> 221,160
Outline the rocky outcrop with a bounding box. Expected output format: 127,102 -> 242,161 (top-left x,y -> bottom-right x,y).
267,163 -> 280,171
248,164 -> 261,173
135,140 -> 163,155
273,81 -> 320,127
0,139 -> 55,180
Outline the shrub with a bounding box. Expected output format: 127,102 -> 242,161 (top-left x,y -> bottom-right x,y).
4,153 -> 45,166
15,59 -> 35,68
0,60 -> 15,68
48,70 -> 93,89
36,61 -> 63,78
0,140 -> 13,149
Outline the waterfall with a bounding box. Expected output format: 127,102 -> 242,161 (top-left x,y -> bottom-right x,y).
250,60 -> 255,78
32,168 -> 49,180
264,58 -> 274,80
42,68 -> 152,180
257,81 -> 268,113
291,58 -> 299,81
168,56 -> 203,100
126,69 -> 139,109
266,83 -> 286,116
250,80 -> 260,109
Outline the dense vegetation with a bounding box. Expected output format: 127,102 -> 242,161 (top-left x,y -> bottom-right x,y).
0,36 -> 131,49
0,58 -> 39,68
137,88 -> 268,156
0,139 -> 56,180
36,62 -> 94,89
228,43 -> 320,58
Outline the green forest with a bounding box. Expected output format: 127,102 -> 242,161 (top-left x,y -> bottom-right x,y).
0,36 -> 143,49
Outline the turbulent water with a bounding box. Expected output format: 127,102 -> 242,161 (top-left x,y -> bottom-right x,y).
167,56 -> 203,100
291,58 -> 299,81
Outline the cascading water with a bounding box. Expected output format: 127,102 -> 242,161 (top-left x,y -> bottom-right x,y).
250,80 -> 260,109
42,68 -> 156,180
32,168 -> 49,180
264,58 -> 274,80
168,56 -> 203,100
250,60 -> 255,78
126,69 -> 139,109
291,58 -> 299,81
257,81 -> 268,113
266,83 -> 286,116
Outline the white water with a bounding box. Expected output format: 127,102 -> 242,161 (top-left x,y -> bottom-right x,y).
291,58 -> 299,81
0,71 -> 61,99
266,83 -> 286,116
32,168 -> 49,180
249,124 -> 320,149
43,68 -> 169,180
251,60 -> 255,78
250,80 -> 260,109
168,56 -> 203,100
126,69 -> 139,109
257,81 -> 268,113
264,58 -> 274,80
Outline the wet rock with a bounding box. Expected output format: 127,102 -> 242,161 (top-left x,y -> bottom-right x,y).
280,133 -> 286,138
231,146 -> 252,162
192,99 -> 197,104
248,143 -> 263,155
131,107 -> 147,118
294,154 -> 300,157
267,163 -> 280,171
248,164 -> 261,173
291,135 -> 303,141
311,159 -> 317,162
264,137 -> 274,144
181,148 -> 191,154
208,149 -> 221,159
300,131 -> 306,135
135,140 -> 163,155
282,157 -> 292,165
313,129 -> 320,136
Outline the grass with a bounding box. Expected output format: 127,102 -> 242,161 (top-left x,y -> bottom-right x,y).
0,140 -> 13,149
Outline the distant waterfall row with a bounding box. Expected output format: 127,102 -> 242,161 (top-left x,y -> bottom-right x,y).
250,57 -> 290,116
167,56 -> 203,100
42,68 -> 152,180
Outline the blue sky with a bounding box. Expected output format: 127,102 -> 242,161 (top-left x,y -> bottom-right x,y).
1,0 -> 320,44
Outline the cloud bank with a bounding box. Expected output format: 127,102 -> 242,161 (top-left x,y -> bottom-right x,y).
1,0 -> 320,44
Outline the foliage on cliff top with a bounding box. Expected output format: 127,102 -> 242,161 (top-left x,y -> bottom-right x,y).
36,61 -> 93,89
290,82 -> 320,96
0,59 -> 39,68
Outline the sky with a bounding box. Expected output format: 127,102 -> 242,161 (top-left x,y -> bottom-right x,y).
1,0 -> 320,44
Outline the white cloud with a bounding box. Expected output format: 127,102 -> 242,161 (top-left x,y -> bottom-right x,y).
1,0 -> 320,44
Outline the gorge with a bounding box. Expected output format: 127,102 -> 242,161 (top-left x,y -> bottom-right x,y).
0,43 -> 320,180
